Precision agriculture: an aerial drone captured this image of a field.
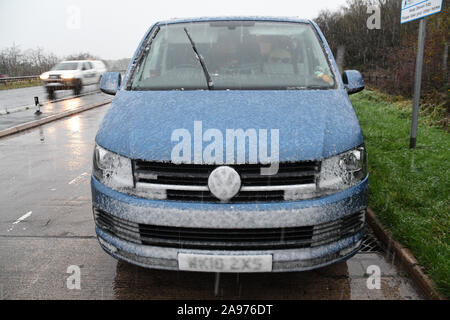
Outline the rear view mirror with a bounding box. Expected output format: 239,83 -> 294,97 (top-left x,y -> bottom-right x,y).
100,72 -> 121,95
343,70 -> 365,95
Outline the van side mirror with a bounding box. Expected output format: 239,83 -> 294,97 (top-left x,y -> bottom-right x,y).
343,70 -> 365,95
100,72 -> 121,95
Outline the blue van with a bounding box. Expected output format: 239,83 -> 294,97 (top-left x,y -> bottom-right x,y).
92,17 -> 368,273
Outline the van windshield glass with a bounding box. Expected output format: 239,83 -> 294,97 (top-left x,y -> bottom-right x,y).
130,21 -> 336,90
52,62 -> 79,71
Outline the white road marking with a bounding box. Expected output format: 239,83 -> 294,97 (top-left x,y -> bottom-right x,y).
13,211 -> 32,225
68,172 -> 88,185
7,211 -> 32,232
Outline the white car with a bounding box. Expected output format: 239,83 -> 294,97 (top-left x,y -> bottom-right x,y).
40,60 -> 107,98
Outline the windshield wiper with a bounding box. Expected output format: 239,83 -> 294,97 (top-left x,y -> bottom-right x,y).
183,27 -> 214,90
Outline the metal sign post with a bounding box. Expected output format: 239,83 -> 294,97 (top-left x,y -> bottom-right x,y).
34,96 -> 42,115
400,0 -> 443,148
409,18 -> 426,148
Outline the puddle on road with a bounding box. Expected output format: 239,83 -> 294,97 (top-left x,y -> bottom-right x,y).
61,98 -> 81,112
109,231 -> 423,300
110,252 -> 422,300
0,231 -> 425,300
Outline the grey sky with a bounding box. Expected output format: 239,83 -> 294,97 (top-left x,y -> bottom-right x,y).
0,0 -> 348,60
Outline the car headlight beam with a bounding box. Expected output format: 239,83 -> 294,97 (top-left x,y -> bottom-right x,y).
61,74 -> 75,79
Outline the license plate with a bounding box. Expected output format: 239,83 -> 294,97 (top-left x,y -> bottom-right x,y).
178,253 -> 272,273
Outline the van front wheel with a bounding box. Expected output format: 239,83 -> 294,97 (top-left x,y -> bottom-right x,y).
46,88 -> 55,100
73,80 -> 82,96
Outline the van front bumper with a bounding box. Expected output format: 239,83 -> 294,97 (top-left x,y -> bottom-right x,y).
43,79 -> 78,90
91,175 -> 368,272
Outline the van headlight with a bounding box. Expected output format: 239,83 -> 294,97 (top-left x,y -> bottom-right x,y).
318,145 -> 367,192
93,144 -> 133,190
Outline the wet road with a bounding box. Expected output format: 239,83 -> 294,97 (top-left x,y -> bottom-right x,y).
0,91 -> 111,131
0,104 -> 424,300
0,84 -> 101,112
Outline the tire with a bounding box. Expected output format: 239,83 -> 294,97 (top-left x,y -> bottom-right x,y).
46,88 -> 55,100
73,80 -> 82,96
97,75 -> 102,89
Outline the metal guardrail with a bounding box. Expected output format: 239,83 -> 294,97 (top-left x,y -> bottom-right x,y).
0,70 -> 126,86
0,76 -> 40,85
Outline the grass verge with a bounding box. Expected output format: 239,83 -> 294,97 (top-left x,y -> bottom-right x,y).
351,88 -> 449,298
0,79 -> 42,90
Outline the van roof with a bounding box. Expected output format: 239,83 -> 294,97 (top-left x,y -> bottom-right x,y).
61,60 -> 101,63
156,16 -> 311,26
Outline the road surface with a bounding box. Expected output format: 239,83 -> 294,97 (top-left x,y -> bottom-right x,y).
0,84 -> 101,113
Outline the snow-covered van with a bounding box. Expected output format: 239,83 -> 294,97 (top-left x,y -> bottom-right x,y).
92,17 -> 368,273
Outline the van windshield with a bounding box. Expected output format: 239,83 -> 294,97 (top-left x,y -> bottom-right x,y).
130,21 -> 336,91
52,62 -> 79,71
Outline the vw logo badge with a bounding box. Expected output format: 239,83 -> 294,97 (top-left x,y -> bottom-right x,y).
208,166 -> 241,201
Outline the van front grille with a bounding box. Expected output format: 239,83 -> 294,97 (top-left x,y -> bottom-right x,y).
165,190 -> 285,202
94,208 -> 365,250
132,161 -> 320,203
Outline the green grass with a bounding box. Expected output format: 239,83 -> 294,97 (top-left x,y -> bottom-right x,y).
0,79 -> 42,90
351,89 -> 450,297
